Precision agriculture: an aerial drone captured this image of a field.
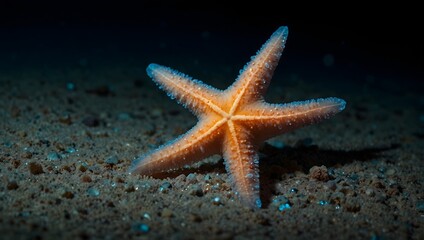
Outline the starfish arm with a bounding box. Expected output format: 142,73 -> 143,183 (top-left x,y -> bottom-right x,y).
226,26 -> 288,113
233,97 -> 346,141
147,63 -> 226,116
223,122 -> 262,208
129,117 -> 225,175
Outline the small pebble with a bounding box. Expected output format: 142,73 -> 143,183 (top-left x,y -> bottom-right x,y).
212,196 -> 222,205
132,223 -> 150,233
278,203 -> 291,211
88,165 -> 101,174
159,182 -> 172,193
318,200 -> 329,206
289,188 -> 298,194
29,162 -> 44,175
62,191 -> 74,199
78,164 -> 88,172
105,155 -> 119,165
87,187 -> 100,197
81,175 -> 92,183
309,165 -> 330,181
7,181 -> 19,190
161,208 -> 173,218
143,213 -> 151,220
365,188 -> 375,197
186,173 -> 197,183
47,152 -> 61,161
66,147 -> 76,153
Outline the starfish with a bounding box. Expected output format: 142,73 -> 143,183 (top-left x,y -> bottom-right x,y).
130,26 -> 346,208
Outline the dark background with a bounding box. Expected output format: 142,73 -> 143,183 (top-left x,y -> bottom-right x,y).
0,1 -> 422,85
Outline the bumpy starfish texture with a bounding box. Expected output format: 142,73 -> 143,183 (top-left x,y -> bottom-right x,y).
130,26 -> 346,208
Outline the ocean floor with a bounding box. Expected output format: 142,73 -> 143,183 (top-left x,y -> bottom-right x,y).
0,27 -> 423,240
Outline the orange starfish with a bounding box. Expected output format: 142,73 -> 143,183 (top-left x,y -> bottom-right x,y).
130,26 -> 346,208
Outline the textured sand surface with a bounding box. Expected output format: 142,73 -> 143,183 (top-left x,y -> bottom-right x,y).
1,27 -> 423,239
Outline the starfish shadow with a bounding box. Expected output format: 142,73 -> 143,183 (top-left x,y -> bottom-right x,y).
258,142 -> 400,208
149,142 -> 399,208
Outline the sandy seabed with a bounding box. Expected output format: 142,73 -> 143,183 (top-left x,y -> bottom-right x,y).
0,53 -> 423,240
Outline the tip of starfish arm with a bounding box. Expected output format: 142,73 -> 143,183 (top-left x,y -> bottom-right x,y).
310,97 -> 346,111
276,26 -> 289,36
269,26 -> 288,43
146,63 -> 161,78
331,97 -> 346,111
314,97 -> 346,115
